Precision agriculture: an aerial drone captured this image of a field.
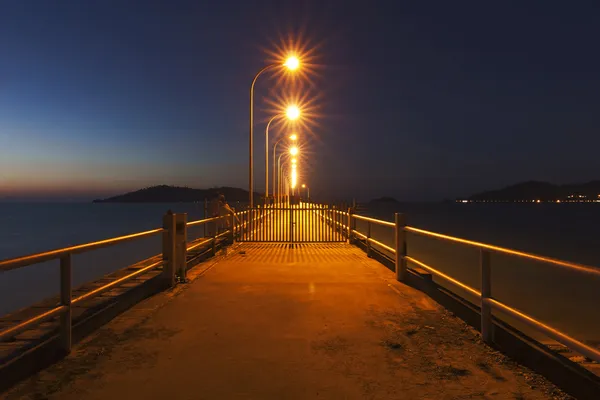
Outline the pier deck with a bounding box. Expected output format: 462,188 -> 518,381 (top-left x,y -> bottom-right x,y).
3,243 -> 566,399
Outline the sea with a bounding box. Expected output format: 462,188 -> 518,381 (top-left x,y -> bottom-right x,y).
1,201 -> 599,344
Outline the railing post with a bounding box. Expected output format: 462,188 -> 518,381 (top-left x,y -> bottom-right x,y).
162,211 -> 177,287
204,199 -> 208,238
212,219 -> 217,256
347,208 -> 352,243
366,221 -> 371,257
230,213 -> 235,243
175,213 -> 187,282
395,213 -> 407,281
481,249 -> 492,343
60,254 -> 72,353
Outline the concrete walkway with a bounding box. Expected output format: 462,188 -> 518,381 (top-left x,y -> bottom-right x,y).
4,243 -> 568,399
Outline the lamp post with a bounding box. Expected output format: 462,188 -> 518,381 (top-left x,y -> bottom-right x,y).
291,164 -> 298,196
249,56 -> 299,208
265,107 -> 299,202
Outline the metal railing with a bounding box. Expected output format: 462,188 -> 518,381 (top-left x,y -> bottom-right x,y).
237,203 -> 347,242
348,212 -> 600,364
0,211 -> 236,354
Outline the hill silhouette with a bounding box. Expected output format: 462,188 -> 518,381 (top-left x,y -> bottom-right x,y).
93,185 -> 259,203
467,180 -> 600,201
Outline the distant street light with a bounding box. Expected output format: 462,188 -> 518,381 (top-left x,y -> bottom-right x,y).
249,55 -> 300,207
302,183 -> 310,200
265,108 -> 300,201
273,133 -> 298,201
277,146 -> 300,203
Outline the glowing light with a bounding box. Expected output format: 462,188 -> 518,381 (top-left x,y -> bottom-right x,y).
289,146 -> 299,156
536,200 -> 541,203
291,169 -> 297,188
289,133 -> 298,141
284,55 -> 300,71
291,158 -> 297,164
286,105 -> 300,121
302,184 -> 306,188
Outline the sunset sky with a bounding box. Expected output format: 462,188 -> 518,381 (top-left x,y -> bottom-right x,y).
2,1 -> 600,201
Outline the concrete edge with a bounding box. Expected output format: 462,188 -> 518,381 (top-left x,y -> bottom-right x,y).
355,240 -> 600,400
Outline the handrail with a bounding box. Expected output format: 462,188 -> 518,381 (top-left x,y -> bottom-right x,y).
350,211 -> 600,363
352,229 -> 396,254
405,256 -> 480,298
405,226 -> 600,277
71,259 -> 163,305
0,228 -> 164,272
352,214 -> 395,228
0,211 -> 233,352
186,215 -> 227,227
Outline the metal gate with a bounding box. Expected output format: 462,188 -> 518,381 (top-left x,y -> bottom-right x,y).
236,204 -> 347,242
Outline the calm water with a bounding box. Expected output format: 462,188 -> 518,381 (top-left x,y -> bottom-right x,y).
1,202 -> 599,344
361,202 -> 600,343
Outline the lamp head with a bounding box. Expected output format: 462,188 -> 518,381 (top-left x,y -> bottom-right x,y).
284,55 -> 300,71
286,105 -> 300,121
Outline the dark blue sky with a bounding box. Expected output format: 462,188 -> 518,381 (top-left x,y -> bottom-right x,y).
1,1 -> 600,201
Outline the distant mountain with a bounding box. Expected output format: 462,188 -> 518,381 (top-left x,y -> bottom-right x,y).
466,181 -> 600,201
93,185 -> 259,203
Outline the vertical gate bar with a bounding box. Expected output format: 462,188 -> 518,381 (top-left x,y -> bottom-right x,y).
271,206 -> 274,242
303,205 -> 306,242
324,207 -> 327,242
326,206 -> 330,242
329,207 -> 332,242
318,205 -> 322,241
299,205 -> 302,242
270,206 -> 273,242
337,208 -> 340,241
335,208 -> 339,241
324,206 -> 328,242
315,205 -> 318,242
317,205 -> 321,241
301,205 -> 304,242
309,206 -> 313,242
319,204 -> 325,242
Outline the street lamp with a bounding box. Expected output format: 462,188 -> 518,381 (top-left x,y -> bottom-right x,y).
273,133 -> 297,201
249,55 -> 300,207
265,107 -> 300,201
291,166 -> 298,196
277,146 -> 300,204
